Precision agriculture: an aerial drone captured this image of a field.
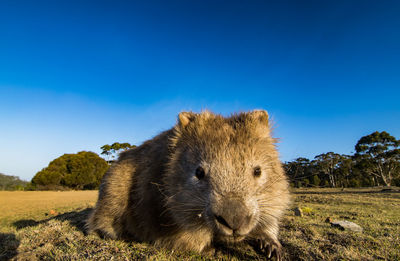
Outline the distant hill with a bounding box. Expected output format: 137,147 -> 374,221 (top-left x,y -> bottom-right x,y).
0,173 -> 28,190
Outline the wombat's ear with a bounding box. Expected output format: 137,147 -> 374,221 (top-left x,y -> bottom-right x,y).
178,111 -> 196,128
249,109 -> 269,126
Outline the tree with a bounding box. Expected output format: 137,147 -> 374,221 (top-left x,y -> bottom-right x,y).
100,144 -> 112,161
101,142 -> 136,162
313,152 -> 344,187
354,131 -> 400,186
32,151 -> 109,190
284,158 -> 312,187
334,155 -> 354,187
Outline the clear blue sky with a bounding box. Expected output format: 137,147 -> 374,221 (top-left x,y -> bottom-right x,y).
1,0 -> 399,181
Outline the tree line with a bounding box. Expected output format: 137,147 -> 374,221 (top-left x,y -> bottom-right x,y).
2,132 -> 399,191
0,173 -> 28,190
284,131 -> 400,188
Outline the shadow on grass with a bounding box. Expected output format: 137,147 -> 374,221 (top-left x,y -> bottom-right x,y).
0,233 -> 19,260
12,208 -> 93,234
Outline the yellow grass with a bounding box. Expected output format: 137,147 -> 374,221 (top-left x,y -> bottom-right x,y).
0,191 -> 97,230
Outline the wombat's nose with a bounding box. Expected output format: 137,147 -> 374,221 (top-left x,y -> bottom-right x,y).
214,212 -> 252,233
214,214 -> 233,230
213,199 -> 253,234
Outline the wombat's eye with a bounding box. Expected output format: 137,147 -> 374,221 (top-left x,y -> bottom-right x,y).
195,166 -> 205,180
253,166 -> 262,177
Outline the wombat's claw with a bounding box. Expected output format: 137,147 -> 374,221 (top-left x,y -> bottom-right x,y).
256,239 -> 282,261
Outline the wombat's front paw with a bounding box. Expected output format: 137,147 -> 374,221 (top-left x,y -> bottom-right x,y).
202,245 -> 216,256
254,238 -> 282,261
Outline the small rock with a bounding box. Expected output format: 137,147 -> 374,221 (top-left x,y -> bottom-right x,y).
294,207 -> 303,217
331,220 -> 363,232
325,217 -> 332,223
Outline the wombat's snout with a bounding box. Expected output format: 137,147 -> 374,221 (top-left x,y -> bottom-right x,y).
212,198 -> 254,237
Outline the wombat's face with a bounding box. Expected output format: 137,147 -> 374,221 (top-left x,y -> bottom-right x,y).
165,111 -> 287,242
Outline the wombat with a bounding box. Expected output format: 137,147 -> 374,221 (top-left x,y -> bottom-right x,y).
87,110 -> 290,260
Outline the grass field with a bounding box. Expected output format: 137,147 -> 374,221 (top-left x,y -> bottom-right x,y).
1,188 -> 399,260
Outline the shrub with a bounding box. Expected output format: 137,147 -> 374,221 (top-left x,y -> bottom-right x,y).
32,151 -> 109,190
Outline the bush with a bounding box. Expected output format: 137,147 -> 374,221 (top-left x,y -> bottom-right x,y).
24,182 -> 37,191
32,151 -> 109,190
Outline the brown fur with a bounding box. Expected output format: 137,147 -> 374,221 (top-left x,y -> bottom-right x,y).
87,110 -> 290,258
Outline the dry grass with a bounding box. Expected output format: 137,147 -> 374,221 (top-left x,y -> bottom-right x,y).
1,188 -> 399,260
0,191 -> 97,228
281,187 -> 400,260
